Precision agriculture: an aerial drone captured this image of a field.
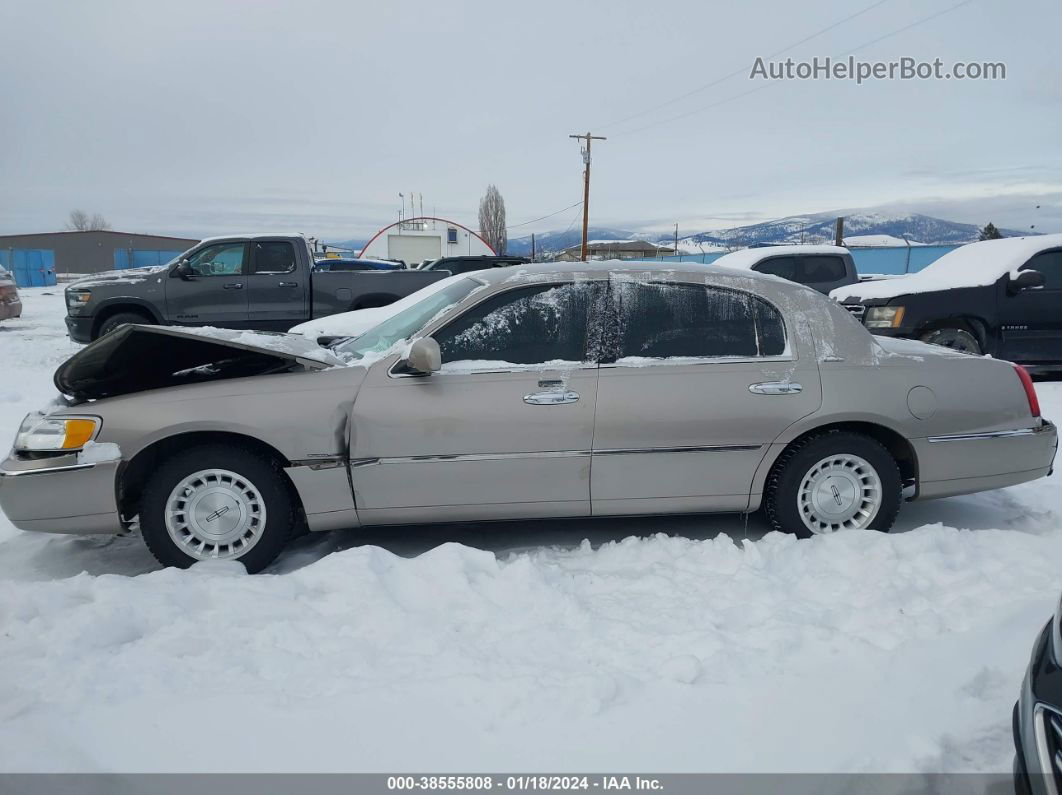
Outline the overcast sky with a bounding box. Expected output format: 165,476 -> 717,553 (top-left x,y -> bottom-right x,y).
1,0 -> 1058,242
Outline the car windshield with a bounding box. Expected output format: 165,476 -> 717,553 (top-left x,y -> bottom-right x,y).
333,277 -> 485,360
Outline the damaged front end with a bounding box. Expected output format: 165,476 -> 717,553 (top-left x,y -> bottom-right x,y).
54,324 -> 346,402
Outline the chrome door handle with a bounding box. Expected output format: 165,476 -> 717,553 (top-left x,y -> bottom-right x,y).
749,381 -> 802,395
223,282 -> 244,290
524,390 -> 579,405
278,281 -> 298,288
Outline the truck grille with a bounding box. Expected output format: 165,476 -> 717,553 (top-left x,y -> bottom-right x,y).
843,304 -> 866,322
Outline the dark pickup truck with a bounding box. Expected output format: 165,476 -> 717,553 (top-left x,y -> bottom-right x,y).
64,234 -> 450,342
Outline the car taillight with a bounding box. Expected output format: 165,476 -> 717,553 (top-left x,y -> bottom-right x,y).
1014,364 -> 1040,418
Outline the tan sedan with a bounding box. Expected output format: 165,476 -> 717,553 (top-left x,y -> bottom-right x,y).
0,263 -> 1056,571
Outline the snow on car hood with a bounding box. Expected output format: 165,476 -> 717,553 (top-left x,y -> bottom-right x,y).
831,234 -> 1062,303
67,266 -> 169,288
55,324 -> 345,401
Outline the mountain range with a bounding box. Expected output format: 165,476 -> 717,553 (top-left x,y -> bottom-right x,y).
506,212 -> 1033,257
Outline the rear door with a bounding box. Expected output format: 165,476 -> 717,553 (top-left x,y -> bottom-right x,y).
591,278 -> 822,516
245,239 -> 309,329
163,241 -> 249,326
997,249 -> 1062,364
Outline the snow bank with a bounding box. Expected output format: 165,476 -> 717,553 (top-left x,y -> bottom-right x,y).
833,234 -> 1062,302
1,527 -> 1061,772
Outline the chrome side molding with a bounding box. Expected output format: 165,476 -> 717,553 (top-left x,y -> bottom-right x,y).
926,428 -> 1039,443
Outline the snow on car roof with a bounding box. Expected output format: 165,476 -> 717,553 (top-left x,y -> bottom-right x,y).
832,233 -> 1062,302
711,245 -> 850,270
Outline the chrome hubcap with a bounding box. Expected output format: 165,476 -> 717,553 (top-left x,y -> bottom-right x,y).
164,469 -> 266,560
798,454 -> 881,534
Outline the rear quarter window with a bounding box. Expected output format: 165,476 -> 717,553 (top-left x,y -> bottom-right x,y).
800,256 -> 848,283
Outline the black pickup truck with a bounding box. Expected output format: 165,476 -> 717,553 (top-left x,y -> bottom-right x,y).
64,234 -> 450,342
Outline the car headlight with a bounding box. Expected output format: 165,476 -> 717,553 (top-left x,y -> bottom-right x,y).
65,289 -> 92,310
14,413 -> 100,452
864,306 -> 906,329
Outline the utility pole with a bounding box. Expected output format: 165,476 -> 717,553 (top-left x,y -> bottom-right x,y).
569,131 -> 606,261
834,216 -> 845,247
531,233 -> 536,262
674,222 -> 679,258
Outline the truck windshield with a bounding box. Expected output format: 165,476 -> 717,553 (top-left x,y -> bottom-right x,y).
333,277 -> 485,361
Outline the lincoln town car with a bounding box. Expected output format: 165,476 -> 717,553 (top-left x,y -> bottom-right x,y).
0,263 -> 1056,571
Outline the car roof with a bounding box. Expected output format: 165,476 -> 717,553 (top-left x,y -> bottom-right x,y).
470,258 -> 797,288
712,245 -> 850,271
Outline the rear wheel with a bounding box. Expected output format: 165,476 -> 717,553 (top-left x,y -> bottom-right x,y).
96,311 -> 153,340
919,326 -> 981,355
139,444 -> 296,573
764,431 -> 902,539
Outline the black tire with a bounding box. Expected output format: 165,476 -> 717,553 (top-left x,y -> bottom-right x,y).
96,311 -> 153,340
763,430 -> 902,539
919,325 -> 982,355
139,444 -> 296,573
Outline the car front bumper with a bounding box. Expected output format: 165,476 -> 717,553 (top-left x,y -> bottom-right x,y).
64,314 -> 94,343
0,452 -> 122,534
1015,622 -> 1062,795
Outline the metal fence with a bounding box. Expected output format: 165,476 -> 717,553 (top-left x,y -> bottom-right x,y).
0,248 -> 57,287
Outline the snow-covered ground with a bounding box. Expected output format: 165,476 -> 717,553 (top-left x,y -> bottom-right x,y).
1,288 -> 1062,773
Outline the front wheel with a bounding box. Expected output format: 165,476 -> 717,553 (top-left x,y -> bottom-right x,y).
139,444 -> 296,572
96,312 -> 153,340
919,326 -> 982,355
764,431 -> 902,539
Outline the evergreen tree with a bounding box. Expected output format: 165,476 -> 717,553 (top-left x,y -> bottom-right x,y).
978,222 -> 1003,241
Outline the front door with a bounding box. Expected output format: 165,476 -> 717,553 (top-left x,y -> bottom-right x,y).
997,249 -> 1062,364
164,241 -> 249,326
591,278 -> 822,515
350,280 -> 604,524
245,239 -> 309,330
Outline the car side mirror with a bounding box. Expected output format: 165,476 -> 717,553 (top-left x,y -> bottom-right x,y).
403,337 -> 441,375
172,259 -> 193,279
1009,269 -> 1045,294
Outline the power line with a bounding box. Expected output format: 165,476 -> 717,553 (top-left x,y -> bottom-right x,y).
598,0 -> 895,132
506,201 -> 584,231
610,0 -> 979,138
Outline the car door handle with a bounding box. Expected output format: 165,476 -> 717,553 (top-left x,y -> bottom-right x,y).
278,281 -> 298,288
749,381 -> 802,395
223,282 -> 244,290
524,390 -> 579,405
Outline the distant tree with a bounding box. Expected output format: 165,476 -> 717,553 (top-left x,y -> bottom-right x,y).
66,209 -> 111,231
478,185 -> 507,254
978,222 -> 1003,241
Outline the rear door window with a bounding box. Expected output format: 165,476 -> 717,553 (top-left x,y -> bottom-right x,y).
800,255 -> 848,283
611,281 -> 786,361
251,241 -> 297,274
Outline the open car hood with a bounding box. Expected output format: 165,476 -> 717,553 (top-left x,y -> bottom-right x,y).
55,325 -> 346,401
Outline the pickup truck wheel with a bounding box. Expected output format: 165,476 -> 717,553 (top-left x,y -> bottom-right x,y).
139,444 -> 295,573
764,431 -> 902,539
96,312 -> 153,339
919,326 -> 981,355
